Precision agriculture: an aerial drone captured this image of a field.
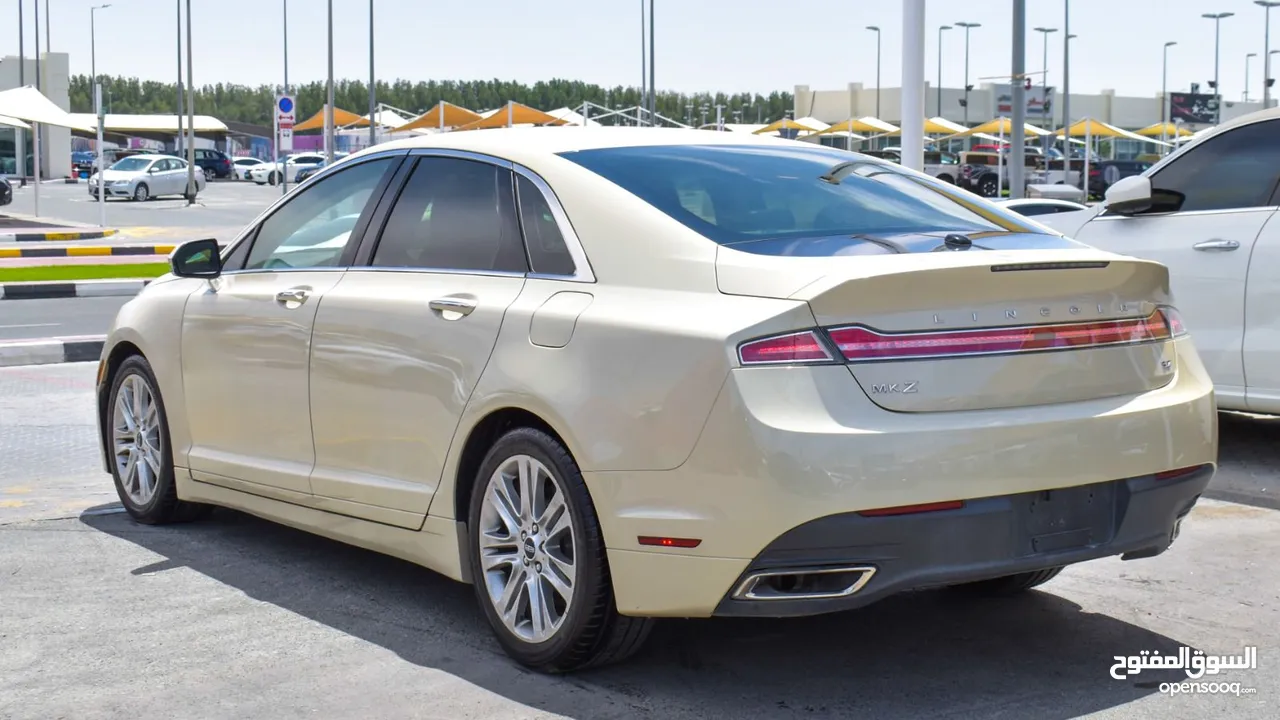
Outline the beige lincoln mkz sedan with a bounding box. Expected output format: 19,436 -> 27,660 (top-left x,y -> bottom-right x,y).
96,127 -> 1218,672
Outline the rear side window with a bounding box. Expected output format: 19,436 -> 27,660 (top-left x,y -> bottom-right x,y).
371,156 -> 527,273
558,144 -> 1052,250
515,174 -> 576,276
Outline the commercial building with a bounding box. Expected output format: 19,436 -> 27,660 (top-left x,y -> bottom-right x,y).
0,52 -> 72,179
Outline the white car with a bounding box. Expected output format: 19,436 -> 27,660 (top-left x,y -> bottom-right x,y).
250,153 -> 343,185
88,154 -> 206,202
1035,105 -> 1280,414
232,157 -> 268,180
995,198 -> 1090,217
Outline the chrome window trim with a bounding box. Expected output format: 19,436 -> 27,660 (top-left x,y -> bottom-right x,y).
216,149 -> 412,277
1095,205 -> 1279,221
347,266 -> 529,280
510,163 -> 596,284
362,148 -> 595,283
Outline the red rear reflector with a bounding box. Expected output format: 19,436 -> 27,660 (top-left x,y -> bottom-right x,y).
738,330 -> 833,365
1155,465 -> 1205,481
637,536 -> 702,548
857,500 -> 964,517
829,312 -> 1172,362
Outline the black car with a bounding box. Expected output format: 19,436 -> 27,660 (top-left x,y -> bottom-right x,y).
0,174 -> 11,206
165,148 -> 234,179
1082,159 -> 1152,198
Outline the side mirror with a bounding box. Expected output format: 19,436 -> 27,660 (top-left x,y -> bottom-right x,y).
1103,175 -> 1154,215
170,238 -> 222,279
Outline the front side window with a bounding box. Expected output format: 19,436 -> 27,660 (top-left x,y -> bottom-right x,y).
370,156 -> 526,273
245,157 -> 395,270
1147,119 -> 1280,213
111,157 -> 151,172
558,144 -> 1080,256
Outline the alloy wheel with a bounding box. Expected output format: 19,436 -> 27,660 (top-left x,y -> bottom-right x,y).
478,454 -> 577,644
112,374 -> 163,506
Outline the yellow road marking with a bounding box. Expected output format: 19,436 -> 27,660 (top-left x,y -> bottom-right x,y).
67,246 -> 115,257
0,499 -> 28,508
2,486 -> 33,494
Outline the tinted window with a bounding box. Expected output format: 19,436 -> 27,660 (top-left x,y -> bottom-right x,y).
1149,119 -> 1280,212
516,174 -> 576,276
371,156 -> 527,273
245,157 -> 394,270
558,144 -> 1049,248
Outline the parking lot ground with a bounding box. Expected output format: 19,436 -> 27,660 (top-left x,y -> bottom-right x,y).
1,363 -> 1276,719
3,179 -> 277,247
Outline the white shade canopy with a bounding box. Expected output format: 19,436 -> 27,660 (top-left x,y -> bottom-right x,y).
0,86 -> 95,131
0,114 -> 31,130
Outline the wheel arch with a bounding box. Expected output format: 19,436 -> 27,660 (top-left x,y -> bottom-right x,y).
445,406 -> 577,529
96,339 -> 147,473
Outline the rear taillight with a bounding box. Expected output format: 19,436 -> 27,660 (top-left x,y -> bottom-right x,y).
737,331 -> 833,365
828,312 -> 1172,363
739,308 -> 1185,367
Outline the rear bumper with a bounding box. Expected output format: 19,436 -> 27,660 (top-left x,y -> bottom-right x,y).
712,465 -> 1211,617
589,338 -> 1217,618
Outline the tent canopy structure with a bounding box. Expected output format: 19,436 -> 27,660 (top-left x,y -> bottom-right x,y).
939,117 -> 1051,140
874,117 -> 967,136
1056,118 -> 1170,146
347,108 -> 412,129
65,113 -> 229,140
1133,122 -> 1193,139
397,101 -> 484,132
0,86 -> 95,131
814,116 -> 898,136
756,118 -> 820,134
450,101 -> 570,131
0,114 -> 31,130
293,106 -> 366,132
544,107 -> 601,127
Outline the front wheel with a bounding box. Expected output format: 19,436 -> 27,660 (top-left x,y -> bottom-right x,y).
268,171 -> 279,186
468,427 -> 653,673
133,183 -> 149,202
107,355 -> 211,524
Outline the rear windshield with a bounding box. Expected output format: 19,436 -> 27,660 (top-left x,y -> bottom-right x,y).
557,144 -> 1048,247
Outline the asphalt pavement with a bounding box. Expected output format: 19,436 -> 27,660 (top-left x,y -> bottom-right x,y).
0,297 -> 131,341
3,179 -> 277,246
0,362 -> 1276,719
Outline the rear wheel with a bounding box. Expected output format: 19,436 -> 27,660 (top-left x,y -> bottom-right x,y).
107,355 -> 211,524
468,427 -> 653,673
952,566 -> 1064,596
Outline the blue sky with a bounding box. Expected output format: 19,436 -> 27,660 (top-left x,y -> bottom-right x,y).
6,0 -> 1277,101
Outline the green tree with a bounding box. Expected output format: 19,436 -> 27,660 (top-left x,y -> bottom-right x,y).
69,75 -> 794,128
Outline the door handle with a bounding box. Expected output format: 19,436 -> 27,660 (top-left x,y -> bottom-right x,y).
1193,239 -> 1240,251
429,296 -> 476,317
275,288 -> 311,304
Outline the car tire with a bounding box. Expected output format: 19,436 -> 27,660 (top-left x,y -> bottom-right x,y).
467,426 -> 654,673
268,171 -> 279,186
951,566 -> 1064,596
106,355 -> 212,525
936,174 -> 955,184
133,183 -> 149,202
979,175 -> 999,198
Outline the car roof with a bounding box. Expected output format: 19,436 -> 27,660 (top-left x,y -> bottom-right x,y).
116,153 -> 171,160
345,126 -> 822,165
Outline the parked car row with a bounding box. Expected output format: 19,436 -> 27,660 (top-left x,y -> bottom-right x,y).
99,119 -> 1233,675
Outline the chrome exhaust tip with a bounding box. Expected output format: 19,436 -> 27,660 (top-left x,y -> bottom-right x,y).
731,565 -> 877,601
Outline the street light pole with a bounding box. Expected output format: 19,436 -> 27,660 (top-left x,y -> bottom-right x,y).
281,0 -> 289,196
649,0 -> 656,124
1011,0 -> 1027,200
1034,27 -> 1058,151
1062,1 -> 1071,158
17,0 -> 25,187
1203,12 -> 1235,124
185,0 -> 195,203
955,21 -> 980,149
176,0 -> 183,154
1246,53 -> 1258,101
1162,41 -> 1177,151
866,26 -> 881,118
1259,2 -> 1280,109
325,0 -> 335,163
937,25 -> 951,117
901,0 -> 925,171
368,0 -> 376,148
639,0 -> 646,124
91,4 -> 111,227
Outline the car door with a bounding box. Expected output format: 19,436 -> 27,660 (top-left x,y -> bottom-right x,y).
180,153 -> 402,498
1242,206 -> 1280,413
1069,118 -> 1280,403
165,158 -> 187,196
305,152 -> 530,528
